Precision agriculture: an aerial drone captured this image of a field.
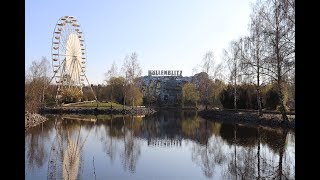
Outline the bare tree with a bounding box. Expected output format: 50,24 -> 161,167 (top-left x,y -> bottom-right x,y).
202,52 -> 214,110
105,61 -> 118,82
223,40 -> 242,111
202,52 -> 215,77
201,51 -> 225,80
105,61 -> 118,108
25,57 -> 51,113
259,0 -> 295,121
122,52 -> 142,84
193,51 -> 225,109
239,2 -> 269,116
121,52 -> 142,108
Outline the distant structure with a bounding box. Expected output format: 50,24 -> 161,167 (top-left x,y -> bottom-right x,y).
140,70 -> 192,106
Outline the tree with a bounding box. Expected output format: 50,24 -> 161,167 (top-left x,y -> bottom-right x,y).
209,79 -> 226,108
108,76 -> 126,104
193,51 -> 225,109
122,52 -> 142,85
125,85 -> 143,107
239,2 -> 269,116
105,61 -> 118,108
121,52 -> 143,108
223,40 -> 242,111
182,83 -> 200,108
259,0 -> 295,121
192,72 -> 210,109
202,52 -> 214,110
25,57 -> 51,113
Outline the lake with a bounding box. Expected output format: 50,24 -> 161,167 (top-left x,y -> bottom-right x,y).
25,110 -> 295,179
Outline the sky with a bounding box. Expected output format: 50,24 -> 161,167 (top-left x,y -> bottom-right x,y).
26,0 -> 256,85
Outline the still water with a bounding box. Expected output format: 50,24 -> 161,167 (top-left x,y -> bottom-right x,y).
25,110 -> 295,179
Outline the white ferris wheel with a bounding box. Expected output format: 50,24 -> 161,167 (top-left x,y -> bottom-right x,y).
51,15 -> 95,102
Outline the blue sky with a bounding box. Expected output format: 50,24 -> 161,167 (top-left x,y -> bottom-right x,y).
26,0 -> 255,85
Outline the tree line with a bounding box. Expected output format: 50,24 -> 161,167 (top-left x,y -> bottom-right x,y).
225,0 -> 294,121
25,52 -> 144,113
182,0 -> 294,122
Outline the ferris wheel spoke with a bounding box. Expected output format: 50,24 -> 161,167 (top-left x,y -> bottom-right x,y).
60,36 -> 68,54
74,59 -> 80,85
69,59 -> 76,85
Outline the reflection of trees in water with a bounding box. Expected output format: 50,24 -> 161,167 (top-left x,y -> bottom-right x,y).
224,125 -> 256,179
181,113 -> 226,178
191,143 -> 215,178
98,115 -> 142,174
181,116 -> 200,139
120,115 -> 141,173
100,114 -> 128,164
142,110 -> 229,178
25,119 -> 56,172
191,119 -> 226,178
46,116 -> 92,180
40,112 -> 294,179
94,110 -> 294,179
219,124 -> 295,179
259,129 -> 294,179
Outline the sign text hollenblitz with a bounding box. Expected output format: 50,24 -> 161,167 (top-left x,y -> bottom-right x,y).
148,70 -> 182,76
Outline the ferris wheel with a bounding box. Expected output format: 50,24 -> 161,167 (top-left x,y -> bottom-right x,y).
51,15 -> 91,102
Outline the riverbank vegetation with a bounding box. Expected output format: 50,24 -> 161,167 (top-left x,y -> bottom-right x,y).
184,0 -> 295,122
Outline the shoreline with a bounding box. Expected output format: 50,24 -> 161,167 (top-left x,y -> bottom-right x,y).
39,106 -> 157,116
198,109 -> 295,129
27,108 -> 295,130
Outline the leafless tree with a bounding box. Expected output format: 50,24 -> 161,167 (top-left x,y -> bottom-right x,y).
202,52 -> 215,76
121,52 -> 143,108
105,61 -> 118,83
203,52 -> 214,109
258,0 -> 295,121
192,51 -> 225,109
121,52 -> 142,85
25,57 -> 51,112
239,2 -> 269,116
105,61 -> 118,108
223,40 -> 242,110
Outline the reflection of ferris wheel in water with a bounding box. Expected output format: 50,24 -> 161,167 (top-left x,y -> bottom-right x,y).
51,15 -> 96,102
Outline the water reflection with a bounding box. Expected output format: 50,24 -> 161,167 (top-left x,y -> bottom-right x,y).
31,116 -> 93,180
219,124 -> 294,179
25,111 -> 295,179
25,120 -> 55,172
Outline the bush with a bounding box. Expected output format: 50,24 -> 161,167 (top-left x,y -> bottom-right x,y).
262,83 -> 289,111
219,84 -> 258,109
219,85 -> 234,109
264,86 -> 279,110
